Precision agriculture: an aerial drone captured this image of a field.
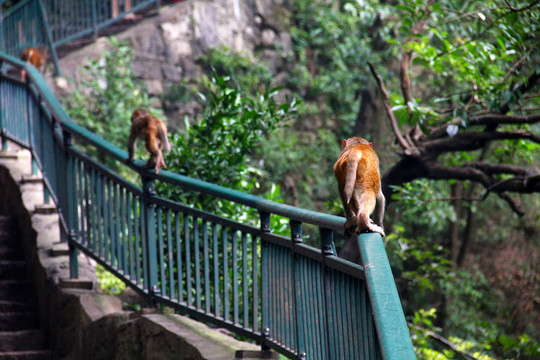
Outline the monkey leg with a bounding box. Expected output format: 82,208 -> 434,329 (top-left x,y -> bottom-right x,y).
356,213 -> 385,237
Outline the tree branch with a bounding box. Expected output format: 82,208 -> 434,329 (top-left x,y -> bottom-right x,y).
408,323 -> 480,360
368,62 -> 419,155
466,162 -> 535,177
423,130 -> 540,155
503,0 -> 540,13
469,114 -> 540,126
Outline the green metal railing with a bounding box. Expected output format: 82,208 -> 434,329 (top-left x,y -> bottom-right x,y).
0,52 -> 415,359
1,0 -> 167,75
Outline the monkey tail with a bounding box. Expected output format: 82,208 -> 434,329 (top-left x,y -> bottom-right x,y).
344,152 -> 361,203
158,126 -> 171,155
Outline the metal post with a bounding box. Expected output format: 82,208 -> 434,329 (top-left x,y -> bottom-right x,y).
0,61 -> 6,151
63,131 -> 79,278
142,176 -> 159,299
259,211 -> 270,351
90,0 -> 98,40
36,0 -> 61,76
320,227 -> 336,360
290,220 -> 306,358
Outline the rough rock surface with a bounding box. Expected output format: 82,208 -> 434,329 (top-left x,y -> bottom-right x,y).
50,0 -> 292,127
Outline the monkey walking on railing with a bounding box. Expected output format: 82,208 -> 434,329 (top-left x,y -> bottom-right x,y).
125,109 -> 171,174
334,137 -> 385,238
20,46 -> 48,81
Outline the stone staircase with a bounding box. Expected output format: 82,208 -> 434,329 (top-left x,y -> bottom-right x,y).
0,216 -> 51,360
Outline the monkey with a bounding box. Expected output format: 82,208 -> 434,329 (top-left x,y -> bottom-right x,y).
20,46 -> 48,81
126,109 -> 171,174
333,137 -> 385,237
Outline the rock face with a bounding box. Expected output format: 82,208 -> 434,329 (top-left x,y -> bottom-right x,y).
52,0 -> 292,127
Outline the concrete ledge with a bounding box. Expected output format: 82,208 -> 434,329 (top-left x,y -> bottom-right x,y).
0,147 -> 265,360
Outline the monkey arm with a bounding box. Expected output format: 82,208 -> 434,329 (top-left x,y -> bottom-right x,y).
126,132 -> 137,162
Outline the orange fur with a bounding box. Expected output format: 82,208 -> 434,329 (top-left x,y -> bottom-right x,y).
20,46 -> 47,81
334,137 -> 385,237
126,109 -> 171,174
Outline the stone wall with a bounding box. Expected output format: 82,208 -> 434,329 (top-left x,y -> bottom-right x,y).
51,0 -> 292,127
0,146 -> 267,360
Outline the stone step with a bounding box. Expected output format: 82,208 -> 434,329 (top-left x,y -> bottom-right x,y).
0,350 -> 51,360
0,301 -> 33,313
0,281 -> 33,301
0,313 -> 38,332
0,330 -> 45,352
0,262 -> 27,280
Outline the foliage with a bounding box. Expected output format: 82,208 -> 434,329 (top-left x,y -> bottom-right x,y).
156,72 -> 297,222
199,47 -> 274,95
63,36 -> 161,169
96,264 -> 126,295
391,179 -> 457,234
287,0 -> 393,134
256,128 -> 341,210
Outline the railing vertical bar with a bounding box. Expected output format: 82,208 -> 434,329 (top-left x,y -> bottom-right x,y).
113,183 -> 121,269
252,234 -> 258,333
338,273 -> 345,359
133,194 -> 141,285
194,217 -> 201,310
104,178 -> 112,264
232,230 -> 239,325
279,246 -> 284,345
166,209 -> 174,299
90,0 -> 97,39
87,168 -> 95,252
184,213 -> 192,307
242,232 -> 248,329
222,227 -> 229,322
126,190 -> 134,280
351,279 -> 361,358
121,187 -> 129,275
290,220 -> 304,357
140,196 -> 149,292
203,220 -> 210,314
175,212 -> 183,303
268,242 -> 275,343
360,280 -> 369,359
260,231 -> 269,347
320,227 -> 336,360
212,222 -> 219,317
96,173 -> 104,259
157,206 -> 166,296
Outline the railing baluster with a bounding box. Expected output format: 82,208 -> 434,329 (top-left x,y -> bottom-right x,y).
222,227 -> 229,322
157,206 -> 165,296
175,212 -> 182,303
184,213 -> 192,307
142,177 -> 158,297
166,209 -> 174,299
232,230 -> 239,325
242,231 -> 249,330
290,220 -> 305,357
212,222 -> 219,318
194,217 -> 201,310
203,219 -> 209,313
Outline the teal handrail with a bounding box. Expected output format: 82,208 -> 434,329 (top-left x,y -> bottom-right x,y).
0,51 -> 416,360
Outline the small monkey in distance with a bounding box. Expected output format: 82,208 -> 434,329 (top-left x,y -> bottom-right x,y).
334,137 -> 385,237
20,46 -> 47,81
126,109 -> 171,174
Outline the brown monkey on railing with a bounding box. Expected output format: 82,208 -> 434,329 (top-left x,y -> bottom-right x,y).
126,109 -> 171,174
334,137 -> 385,237
20,46 -> 48,81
